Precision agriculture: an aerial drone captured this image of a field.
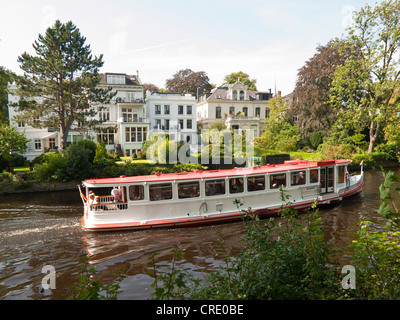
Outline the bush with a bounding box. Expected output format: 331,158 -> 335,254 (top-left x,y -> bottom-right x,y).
350,152 -> 396,170
33,153 -> 68,182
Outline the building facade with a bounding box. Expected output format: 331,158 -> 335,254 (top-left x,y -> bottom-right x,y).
8,72 -> 150,160
197,81 -> 274,137
145,91 -> 197,143
8,72 -> 198,161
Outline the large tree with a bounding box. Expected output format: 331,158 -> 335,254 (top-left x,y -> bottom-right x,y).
291,40 -> 354,140
0,67 -> 14,124
165,68 -> 213,97
15,20 -> 115,150
222,71 -> 257,91
330,0 -> 400,153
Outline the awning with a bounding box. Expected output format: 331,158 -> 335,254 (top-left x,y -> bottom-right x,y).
40,132 -> 58,140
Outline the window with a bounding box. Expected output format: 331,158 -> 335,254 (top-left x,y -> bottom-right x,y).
243,107 -> 248,117
155,119 -> 161,129
229,107 -> 235,115
125,127 -> 146,143
150,183 -> 173,201
129,185 -> 144,201
155,105 -> 161,115
229,177 -> 244,194
97,128 -> 116,145
122,108 -> 137,122
247,175 -> 265,192
164,119 -> 170,130
179,119 -> 184,130
49,138 -> 56,149
240,91 -> 245,100
255,107 -> 260,117
178,181 -> 200,199
233,90 -> 237,100
164,105 -> 170,114
187,105 -> 192,115
107,74 -> 125,84
265,108 -> 270,118
291,171 -> 306,186
205,179 -> 226,196
187,119 -> 192,129
310,169 -> 319,184
99,107 -> 110,122
338,166 -> 345,184
216,107 -> 222,119
34,139 -> 42,150
178,105 -> 184,115
18,121 -> 25,128
270,173 -> 286,189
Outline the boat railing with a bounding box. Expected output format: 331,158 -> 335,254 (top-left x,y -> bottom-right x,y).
89,195 -> 128,211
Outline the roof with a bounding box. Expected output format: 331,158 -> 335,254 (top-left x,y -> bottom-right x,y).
199,87 -> 273,102
99,73 -> 142,86
83,160 -> 351,186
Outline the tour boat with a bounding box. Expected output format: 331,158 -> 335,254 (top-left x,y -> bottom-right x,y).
78,159 -> 364,232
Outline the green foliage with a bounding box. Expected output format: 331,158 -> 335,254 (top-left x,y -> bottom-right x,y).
69,256 -> 126,300
309,131 -> 323,150
255,97 -> 301,152
33,153 -> 68,182
64,142 -> 94,180
0,125 -> 29,155
16,20 -> 115,149
149,196 -> 341,300
329,0 -> 400,153
350,152 -> 395,170
222,71 -> 257,91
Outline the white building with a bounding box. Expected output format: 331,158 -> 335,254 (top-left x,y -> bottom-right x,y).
145,91 -> 197,143
94,72 -> 149,157
8,72 -> 150,160
197,80 -> 274,137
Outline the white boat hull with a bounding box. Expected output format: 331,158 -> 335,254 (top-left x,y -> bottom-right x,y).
80,166 -> 364,232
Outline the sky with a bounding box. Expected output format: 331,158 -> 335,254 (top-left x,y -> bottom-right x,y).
0,0 -> 379,96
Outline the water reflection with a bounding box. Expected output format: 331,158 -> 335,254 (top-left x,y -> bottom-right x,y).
0,170 -> 393,300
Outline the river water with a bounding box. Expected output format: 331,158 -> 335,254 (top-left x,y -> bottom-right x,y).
0,169 -> 391,300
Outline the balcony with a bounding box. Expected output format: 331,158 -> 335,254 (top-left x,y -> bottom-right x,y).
115,97 -> 145,104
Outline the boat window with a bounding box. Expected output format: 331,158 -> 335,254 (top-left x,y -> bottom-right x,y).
310,169 -> 318,184
229,177 -> 244,194
149,183 -> 173,201
338,166 -> 345,183
270,173 -> 286,189
129,185 -> 144,201
291,171 -> 306,186
247,175 -> 265,192
205,179 -> 226,196
178,181 -> 200,199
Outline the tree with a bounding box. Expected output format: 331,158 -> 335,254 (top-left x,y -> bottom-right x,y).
291,41 -> 354,140
165,69 -> 213,97
255,97 -> 300,152
329,0 -> 400,153
143,83 -> 160,97
0,67 -> 14,124
222,71 -> 257,91
15,20 -> 115,150
0,124 -> 29,155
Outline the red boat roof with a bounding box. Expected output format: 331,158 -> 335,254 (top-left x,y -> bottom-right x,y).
83,160 -> 351,186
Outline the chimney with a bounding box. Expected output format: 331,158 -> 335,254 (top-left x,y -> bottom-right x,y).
197,87 -> 204,100
277,91 -> 281,98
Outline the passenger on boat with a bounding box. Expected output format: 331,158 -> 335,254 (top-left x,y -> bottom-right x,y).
88,192 -> 96,205
111,186 -> 122,202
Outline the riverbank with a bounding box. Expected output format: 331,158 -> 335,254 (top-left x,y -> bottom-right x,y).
0,180 -> 79,196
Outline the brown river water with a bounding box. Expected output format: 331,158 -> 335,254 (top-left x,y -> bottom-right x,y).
0,169 -> 391,300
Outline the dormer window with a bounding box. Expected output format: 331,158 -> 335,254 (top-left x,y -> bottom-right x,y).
240,91 -> 245,100
232,90 -> 237,100
106,74 -> 125,85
